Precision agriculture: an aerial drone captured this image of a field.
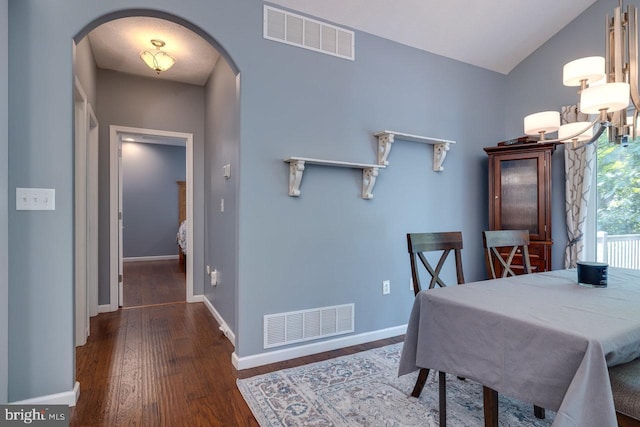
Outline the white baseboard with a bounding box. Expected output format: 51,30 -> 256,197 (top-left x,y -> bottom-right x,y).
11,381 -> 80,407
203,296 -> 236,346
232,324 -> 407,370
189,294 -> 204,303
123,255 -> 178,262
98,304 -> 113,313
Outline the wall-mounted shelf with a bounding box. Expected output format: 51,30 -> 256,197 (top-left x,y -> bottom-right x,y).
284,157 -> 385,199
374,130 -> 456,171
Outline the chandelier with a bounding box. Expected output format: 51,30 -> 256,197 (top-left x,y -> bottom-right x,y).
523,0 -> 639,148
140,39 -> 176,75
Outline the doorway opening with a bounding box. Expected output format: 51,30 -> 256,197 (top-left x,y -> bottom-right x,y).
110,126 -> 194,309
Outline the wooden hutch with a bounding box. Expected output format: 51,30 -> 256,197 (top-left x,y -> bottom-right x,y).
483,142 -> 557,274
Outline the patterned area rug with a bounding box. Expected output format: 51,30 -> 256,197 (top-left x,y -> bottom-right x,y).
237,343 -> 555,426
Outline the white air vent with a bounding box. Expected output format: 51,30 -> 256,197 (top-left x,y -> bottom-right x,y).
264,303 -> 355,348
264,6 -> 355,61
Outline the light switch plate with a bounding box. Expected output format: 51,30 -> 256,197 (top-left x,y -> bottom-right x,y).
16,188 -> 56,210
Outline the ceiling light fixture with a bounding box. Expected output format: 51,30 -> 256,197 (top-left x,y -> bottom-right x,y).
524,0 -> 638,148
140,39 -> 176,74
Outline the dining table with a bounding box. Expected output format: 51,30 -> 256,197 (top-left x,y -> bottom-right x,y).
398,267 -> 640,427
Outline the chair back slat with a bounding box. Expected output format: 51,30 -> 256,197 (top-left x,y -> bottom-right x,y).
407,232 -> 465,295
483,230 -> 532,279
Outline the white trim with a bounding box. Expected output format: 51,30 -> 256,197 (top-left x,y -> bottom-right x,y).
98,304 -> 112,313
203,296 -> 235,346
110,126 -> 194,309
11,382 -> 80,407
232,324 -> 407,370
123,255 -> 179,262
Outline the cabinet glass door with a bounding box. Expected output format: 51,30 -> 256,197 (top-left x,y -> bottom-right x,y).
499,157 -> 539,236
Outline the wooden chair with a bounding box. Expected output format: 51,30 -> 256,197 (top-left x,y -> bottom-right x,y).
483,229 -> 532,279
407,232 -> 465,426
610,358 -> 640,427
482,229 -> 545,420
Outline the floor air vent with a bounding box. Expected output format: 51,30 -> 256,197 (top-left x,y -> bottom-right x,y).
264,303 -> 354,348
264,6 -> 355,61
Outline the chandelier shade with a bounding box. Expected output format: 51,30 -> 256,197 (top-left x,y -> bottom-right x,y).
524,111 -> 561,136
579,82 -> 630,114
140,39 -> 176,74
563,57 -> 606,87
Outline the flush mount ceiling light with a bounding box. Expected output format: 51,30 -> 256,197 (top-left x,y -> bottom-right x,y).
524,0 -> 639,148
140,39 -> 175,74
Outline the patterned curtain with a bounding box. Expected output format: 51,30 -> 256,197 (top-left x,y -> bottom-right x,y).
562,105 -> 595,268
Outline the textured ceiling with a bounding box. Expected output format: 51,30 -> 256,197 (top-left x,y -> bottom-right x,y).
88,17 -> 219,86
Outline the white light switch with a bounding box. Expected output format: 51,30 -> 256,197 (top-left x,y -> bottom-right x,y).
16,188 -> 56,211
223,164 -> 231,179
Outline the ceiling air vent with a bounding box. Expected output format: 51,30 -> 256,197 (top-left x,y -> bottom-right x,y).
264,5 -> 355,61
264,303 -> 355,348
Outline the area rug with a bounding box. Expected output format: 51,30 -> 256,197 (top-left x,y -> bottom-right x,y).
237,343 -> 555,426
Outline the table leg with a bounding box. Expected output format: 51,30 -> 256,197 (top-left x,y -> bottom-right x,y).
439,371 -> 446,427
483,386 -> 498,427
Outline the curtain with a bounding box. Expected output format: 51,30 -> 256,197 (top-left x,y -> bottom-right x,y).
564,145 -> 595,267
562,104 -> 594,268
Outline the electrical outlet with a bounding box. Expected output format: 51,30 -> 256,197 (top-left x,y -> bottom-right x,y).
382,280 -> 390,295
211,269 -> 218,286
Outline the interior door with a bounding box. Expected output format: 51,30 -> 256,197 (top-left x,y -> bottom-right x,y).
118,141 -> 124,307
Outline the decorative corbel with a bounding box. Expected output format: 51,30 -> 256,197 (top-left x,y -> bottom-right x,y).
288,160 -> 305,196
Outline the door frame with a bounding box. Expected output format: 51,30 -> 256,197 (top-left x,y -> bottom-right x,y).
109,125 -> 194,310
74,77 -> 99,347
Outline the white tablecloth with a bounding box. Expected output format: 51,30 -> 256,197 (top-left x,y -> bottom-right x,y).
399,268 -> 640,427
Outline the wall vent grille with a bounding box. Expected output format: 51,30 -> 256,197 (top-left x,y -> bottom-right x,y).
264,6 -> 355,61
264,303 -> 354,348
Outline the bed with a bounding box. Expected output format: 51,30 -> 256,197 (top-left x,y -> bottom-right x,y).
177,180 -> 186,271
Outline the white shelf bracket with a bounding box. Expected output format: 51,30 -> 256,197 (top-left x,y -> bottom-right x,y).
362,167 -> 380,199
284,157 -> 384,199
288,159 -> 305,196
433,142 -> 451,172
373,130 -> 456,171
376,132 -> 395,166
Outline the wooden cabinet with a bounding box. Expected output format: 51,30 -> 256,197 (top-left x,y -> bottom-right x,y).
484,142 -> 557,273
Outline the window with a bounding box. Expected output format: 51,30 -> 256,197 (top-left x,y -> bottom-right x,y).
593,134 -> 640,270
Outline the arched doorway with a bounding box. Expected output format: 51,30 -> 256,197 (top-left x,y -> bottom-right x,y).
72,10 -> 240,350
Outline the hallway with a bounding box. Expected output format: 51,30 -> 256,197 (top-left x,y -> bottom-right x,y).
122,260 -> 186,308
71,302 -> 258,426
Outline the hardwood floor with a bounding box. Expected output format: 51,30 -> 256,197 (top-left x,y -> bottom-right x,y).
123,260 -> 185,308
70,301 -> 403,426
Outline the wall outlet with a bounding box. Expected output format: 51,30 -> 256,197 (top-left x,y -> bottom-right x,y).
382,280 -> 390,295
211,269 -> 218,286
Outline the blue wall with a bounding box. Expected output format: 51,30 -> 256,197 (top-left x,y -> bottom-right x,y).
7,0 -> 615,402
204,57 -> 239,334
0,0 -> 8,405
122,142 -> 186,258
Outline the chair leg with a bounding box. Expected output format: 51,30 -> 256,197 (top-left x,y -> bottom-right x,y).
411,368 -> 430,397
534,405 -> 545,419
439,371 -> 447,427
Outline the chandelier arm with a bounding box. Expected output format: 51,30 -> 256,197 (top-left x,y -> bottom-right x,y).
569,122 -> 609,149
533,117 -> 602,144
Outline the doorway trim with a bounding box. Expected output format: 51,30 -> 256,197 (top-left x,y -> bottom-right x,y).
109,125 -> 194,310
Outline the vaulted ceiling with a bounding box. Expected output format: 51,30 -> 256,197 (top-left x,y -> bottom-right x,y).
86,1 -> 599,85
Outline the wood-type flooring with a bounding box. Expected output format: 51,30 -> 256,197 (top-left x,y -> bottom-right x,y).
71,265 -> 402,426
